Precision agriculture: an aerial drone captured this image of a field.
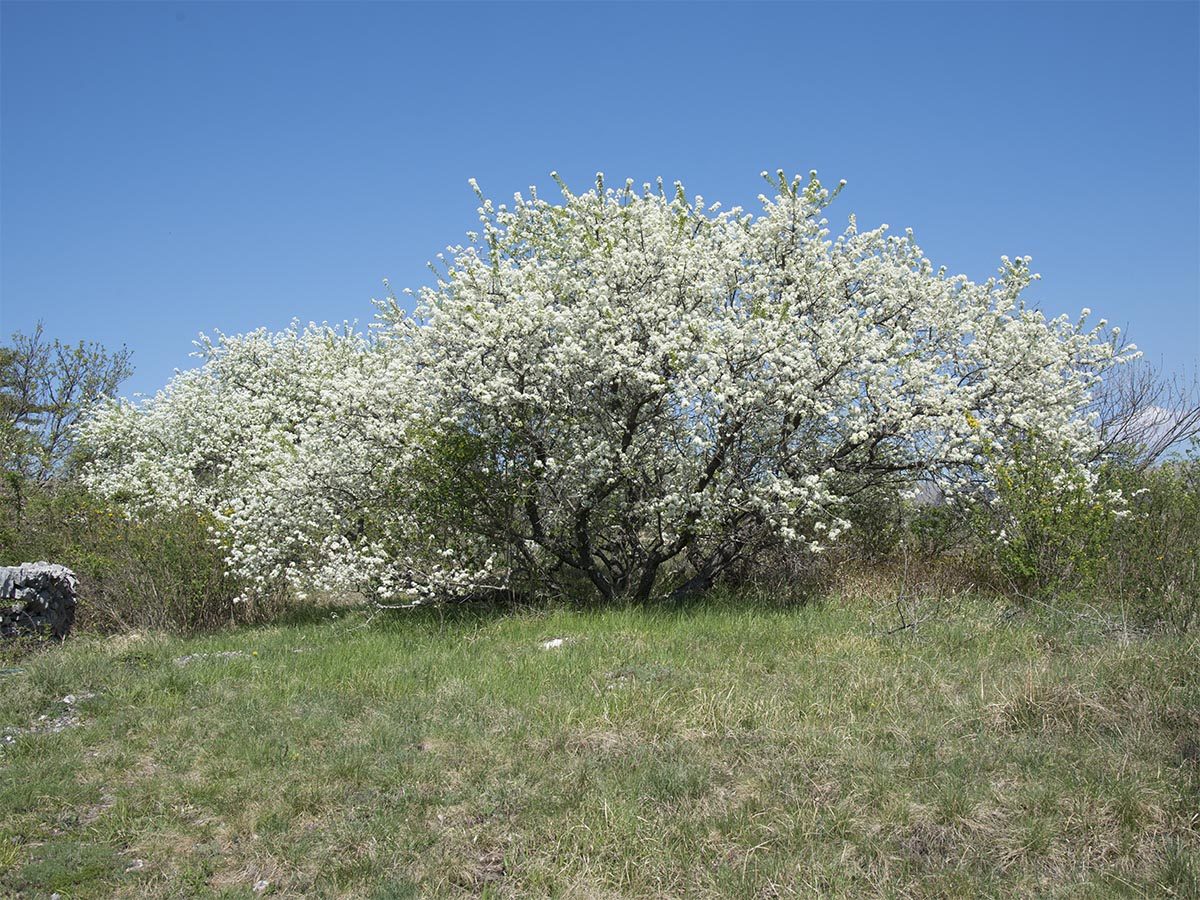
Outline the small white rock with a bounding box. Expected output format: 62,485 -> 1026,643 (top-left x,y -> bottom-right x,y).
253,879 -> 271,893
541,638 -> 566,650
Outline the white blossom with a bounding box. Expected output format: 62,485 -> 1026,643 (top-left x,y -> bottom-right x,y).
78,171 -> 1130,605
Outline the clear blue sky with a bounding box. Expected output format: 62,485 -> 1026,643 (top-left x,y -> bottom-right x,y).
2,0 -> 1197,399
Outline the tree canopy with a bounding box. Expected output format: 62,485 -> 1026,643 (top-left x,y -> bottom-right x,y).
78,171 -> 1129,605
2,322 -> 133,484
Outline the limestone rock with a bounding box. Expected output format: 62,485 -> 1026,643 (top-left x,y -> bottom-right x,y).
0,562 -> 78,640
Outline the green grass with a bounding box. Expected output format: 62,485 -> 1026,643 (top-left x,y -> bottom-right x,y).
1,592 -> 1197,899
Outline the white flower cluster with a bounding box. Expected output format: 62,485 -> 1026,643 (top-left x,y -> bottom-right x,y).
78,171 -> 1130,604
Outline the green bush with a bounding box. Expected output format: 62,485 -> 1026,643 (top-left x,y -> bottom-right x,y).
949,433 -> 1198,631
972,434 -> 1117,597
836,486 -> 907,563
904,500 -> 971,559
0,480 -> 285,634
1096,450 -> 1200,631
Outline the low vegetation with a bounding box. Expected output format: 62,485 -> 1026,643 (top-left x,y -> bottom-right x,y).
2,592 -> 1197,899
0,481 -> 262,634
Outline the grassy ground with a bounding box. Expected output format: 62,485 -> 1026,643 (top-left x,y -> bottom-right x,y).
1,591 -> 1197,899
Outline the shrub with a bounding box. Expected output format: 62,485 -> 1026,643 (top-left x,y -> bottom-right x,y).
973,433 -> 1121,597
0,482 -> 275,634
1097,450 -> 1200,631
905,500 -> 971,559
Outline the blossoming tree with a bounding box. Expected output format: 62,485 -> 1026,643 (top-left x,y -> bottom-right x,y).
79,171 -> 1129,605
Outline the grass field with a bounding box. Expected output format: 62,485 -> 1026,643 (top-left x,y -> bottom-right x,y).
1,591 -> 1197,899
